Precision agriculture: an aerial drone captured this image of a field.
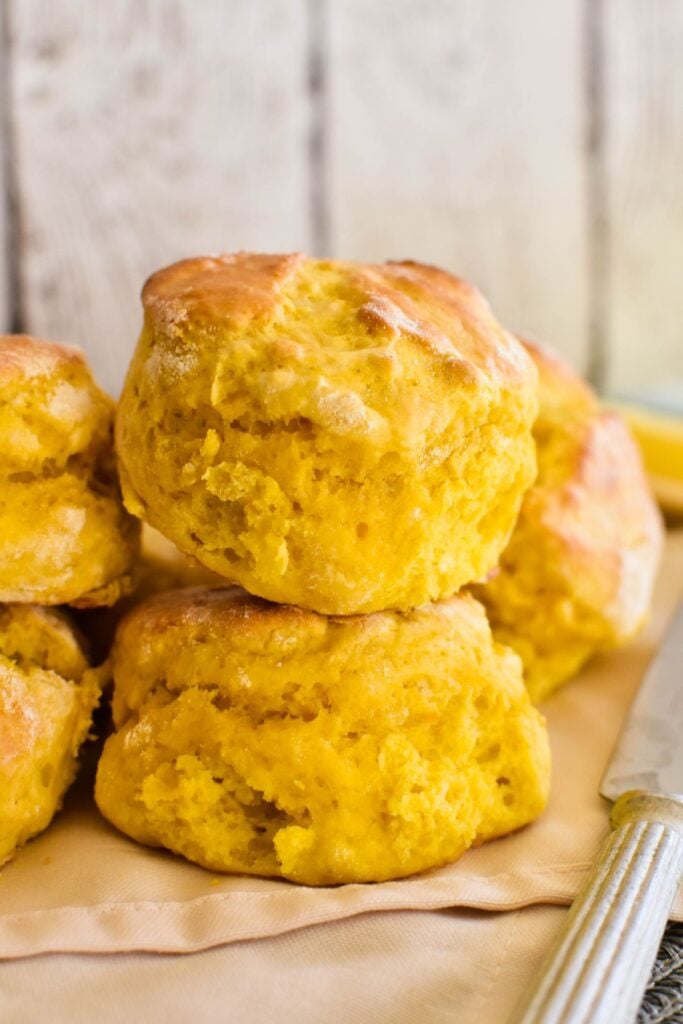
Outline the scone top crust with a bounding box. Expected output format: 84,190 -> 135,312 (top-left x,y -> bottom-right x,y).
116,582 -> 307,640
0,334 -> 85,380
0,334 -> 113,470
141,252 -> 534,398
116,578 -> 490,634
110,584 -> 506,724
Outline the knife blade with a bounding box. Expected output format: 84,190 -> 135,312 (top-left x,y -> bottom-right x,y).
513,601 -> 683,1024
601,601 -> 683,802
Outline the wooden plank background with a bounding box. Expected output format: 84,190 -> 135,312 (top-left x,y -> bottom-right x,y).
328,0 -> 590,370
603,0 -> 683,401
0,0 -> 681,402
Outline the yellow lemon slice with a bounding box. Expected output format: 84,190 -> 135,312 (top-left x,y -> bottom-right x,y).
606,402 -> 683,515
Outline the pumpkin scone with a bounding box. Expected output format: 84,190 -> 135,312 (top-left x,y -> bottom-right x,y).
475,339 -> 663,703
0,604 -> 105,866
95,586 -> 550,886
0,335 -> 139,607
116,253 -> 538,614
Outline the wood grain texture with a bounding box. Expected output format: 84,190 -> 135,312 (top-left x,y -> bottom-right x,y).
7,0 -> 311,394
5,1 -> 683,396
602,0 -> 683,402
327,0 -> 590,370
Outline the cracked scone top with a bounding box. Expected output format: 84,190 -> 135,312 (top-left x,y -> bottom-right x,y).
95,586 -> 550,885
116,253 -> 538,614
0,335 -> 139,606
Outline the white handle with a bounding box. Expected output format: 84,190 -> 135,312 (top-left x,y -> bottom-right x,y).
512,792 -> 683,1024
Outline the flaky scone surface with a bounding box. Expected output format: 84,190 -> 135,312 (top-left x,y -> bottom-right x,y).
0,604 -> 104,866
116,253 -> 537,613
475,340 -> 663,702
0,334 -> 139,607
95,586 -> 550,885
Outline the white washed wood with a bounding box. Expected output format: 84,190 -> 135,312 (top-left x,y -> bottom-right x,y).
8,0 -> 311,395
603,1 -> 683,402
328,0 -> 591,371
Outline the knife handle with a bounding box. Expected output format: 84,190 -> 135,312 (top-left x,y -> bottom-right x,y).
512,791 -> 683,1024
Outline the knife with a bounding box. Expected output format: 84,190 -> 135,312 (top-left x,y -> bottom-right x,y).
512,601 -> 683,1024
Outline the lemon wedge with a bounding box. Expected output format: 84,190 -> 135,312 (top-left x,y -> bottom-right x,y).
606,402 -> 683,515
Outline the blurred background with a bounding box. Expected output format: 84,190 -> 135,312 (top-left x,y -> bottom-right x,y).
0,0 -> 681,400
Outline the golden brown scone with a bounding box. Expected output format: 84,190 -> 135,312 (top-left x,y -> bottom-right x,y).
475,340 -> 663,702
116,253 -> 538,614
0,335 -> 139,606
0,604 -> 105,866
95,586 -> 550,886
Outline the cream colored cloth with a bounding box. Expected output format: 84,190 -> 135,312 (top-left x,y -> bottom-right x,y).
0,906 -> 568,1024
0,534 -> 681,962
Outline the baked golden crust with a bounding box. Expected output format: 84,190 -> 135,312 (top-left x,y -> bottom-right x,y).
0,333 -> 86,381
95,585 -> 550,886
475,339 -> 663,701
142,252 -> 306,330
117,253 -> 538,614
0,334 -> 139,606
141,254 -> 534,386
0,604 -> 105,866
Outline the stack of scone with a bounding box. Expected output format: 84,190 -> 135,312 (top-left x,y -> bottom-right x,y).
93,253 -> 581,886
0,335 -> 138,865
1,253 -> 662,887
